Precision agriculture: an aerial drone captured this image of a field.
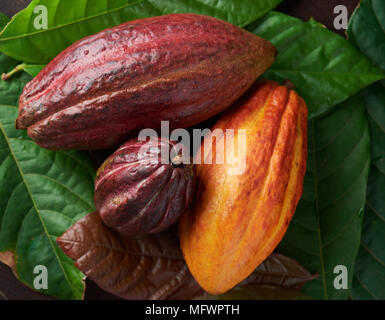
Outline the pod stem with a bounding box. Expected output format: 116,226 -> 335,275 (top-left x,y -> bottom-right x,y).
171,154 -> 183,167
1,63 -> 26,80
283,79 -> 296,90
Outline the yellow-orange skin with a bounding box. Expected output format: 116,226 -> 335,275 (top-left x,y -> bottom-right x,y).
179,80 -> 308,295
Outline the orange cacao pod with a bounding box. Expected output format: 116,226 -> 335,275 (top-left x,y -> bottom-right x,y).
179,80 -> 308,294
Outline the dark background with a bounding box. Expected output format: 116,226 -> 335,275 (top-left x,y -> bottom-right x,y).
0,0 -> 360,300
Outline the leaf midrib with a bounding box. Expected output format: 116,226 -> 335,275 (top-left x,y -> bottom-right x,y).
0,0 -> 284,43
311,119 -> 328,300
57,238 -> 184,261
0,118 -> 81,298
27,172 -> 94,209
0,0 -> 144,42
58,239 -> 314,279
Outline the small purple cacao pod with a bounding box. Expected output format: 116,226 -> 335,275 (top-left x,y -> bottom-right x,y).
94,137 -> 195,236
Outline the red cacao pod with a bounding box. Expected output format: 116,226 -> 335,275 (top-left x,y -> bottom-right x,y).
16,13 -> 276,150
94,137 -> 194,236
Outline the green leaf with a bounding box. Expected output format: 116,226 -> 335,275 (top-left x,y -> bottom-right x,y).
352,81 -> 385,300
21,64 -> 45,78
348,0 -> 385,72
0,104 -> 96,299
0,12 -> 9,31
249,11 -> 384,119
278,94 -> 371,299
0,0 -> 282,64
145,0 -> 282,27
347,1 -> 385,299
0,53 -> 31,106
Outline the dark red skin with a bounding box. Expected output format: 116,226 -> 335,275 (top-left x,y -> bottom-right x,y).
94,137 -> 195,236
16,13 -> 276,150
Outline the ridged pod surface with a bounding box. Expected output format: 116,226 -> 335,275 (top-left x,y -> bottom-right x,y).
16,13 -> 276,150
179,80 -> 308,294
94,137 -> 194,236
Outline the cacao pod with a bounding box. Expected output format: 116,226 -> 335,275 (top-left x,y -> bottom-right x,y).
16,13 -> 276,150
94,137 -> 194,236
179,80 -> 308,294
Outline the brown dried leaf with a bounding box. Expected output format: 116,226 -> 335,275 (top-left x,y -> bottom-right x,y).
57,212 -> 316,300
243,253 -> 318,290
203,284 -> 313,300
57,212 -> 203,300
0,251 -> 16,271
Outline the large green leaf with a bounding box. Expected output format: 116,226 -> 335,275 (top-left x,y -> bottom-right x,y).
0,53 -> 31,106
0,13 -> 30,105
249,11 -> 384,119
21,64 -> 45,78
0,12 -> 9,31
0,0 -> 282,64
0,104 -> 96,299
278,94 -> 371,299
347,1 -> 385,300
351,81 -> 385,300
348,0 -> 385,72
